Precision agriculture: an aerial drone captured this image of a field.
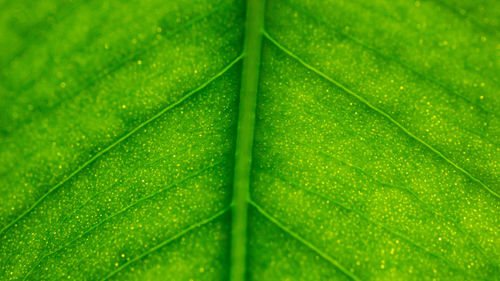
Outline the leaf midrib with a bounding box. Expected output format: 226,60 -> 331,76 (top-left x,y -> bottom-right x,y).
229,0 -> 266,280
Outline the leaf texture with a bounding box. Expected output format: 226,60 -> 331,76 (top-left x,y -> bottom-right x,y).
0,0 -> 498,280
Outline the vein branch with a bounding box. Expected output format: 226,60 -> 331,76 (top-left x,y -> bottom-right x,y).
20,159 -> 225,280
0,54 -> 244,237
279,0 -> 497,118
262,30 -> 499,200
248,199 -> 362,281
100,206 -> 231,281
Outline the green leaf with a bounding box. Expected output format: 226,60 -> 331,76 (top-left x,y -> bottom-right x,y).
0,0 -> 498,280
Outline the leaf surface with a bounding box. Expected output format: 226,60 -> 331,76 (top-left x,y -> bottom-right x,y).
0,0 -> 498,280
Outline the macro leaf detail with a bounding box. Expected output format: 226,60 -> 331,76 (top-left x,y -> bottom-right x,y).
0,0 -> 498,280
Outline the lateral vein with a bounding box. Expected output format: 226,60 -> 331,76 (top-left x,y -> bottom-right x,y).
99,206 -> 231,281
262,30 -> 499,200
0,54 -> 244,237
248,199 -> 362,281
279,0 -> 497,117
20,159 -> 226,280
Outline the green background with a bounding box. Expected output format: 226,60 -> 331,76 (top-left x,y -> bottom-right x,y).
0,0 -> 498,280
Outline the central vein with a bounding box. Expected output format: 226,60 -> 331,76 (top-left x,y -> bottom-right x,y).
230,0 -> 266,280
